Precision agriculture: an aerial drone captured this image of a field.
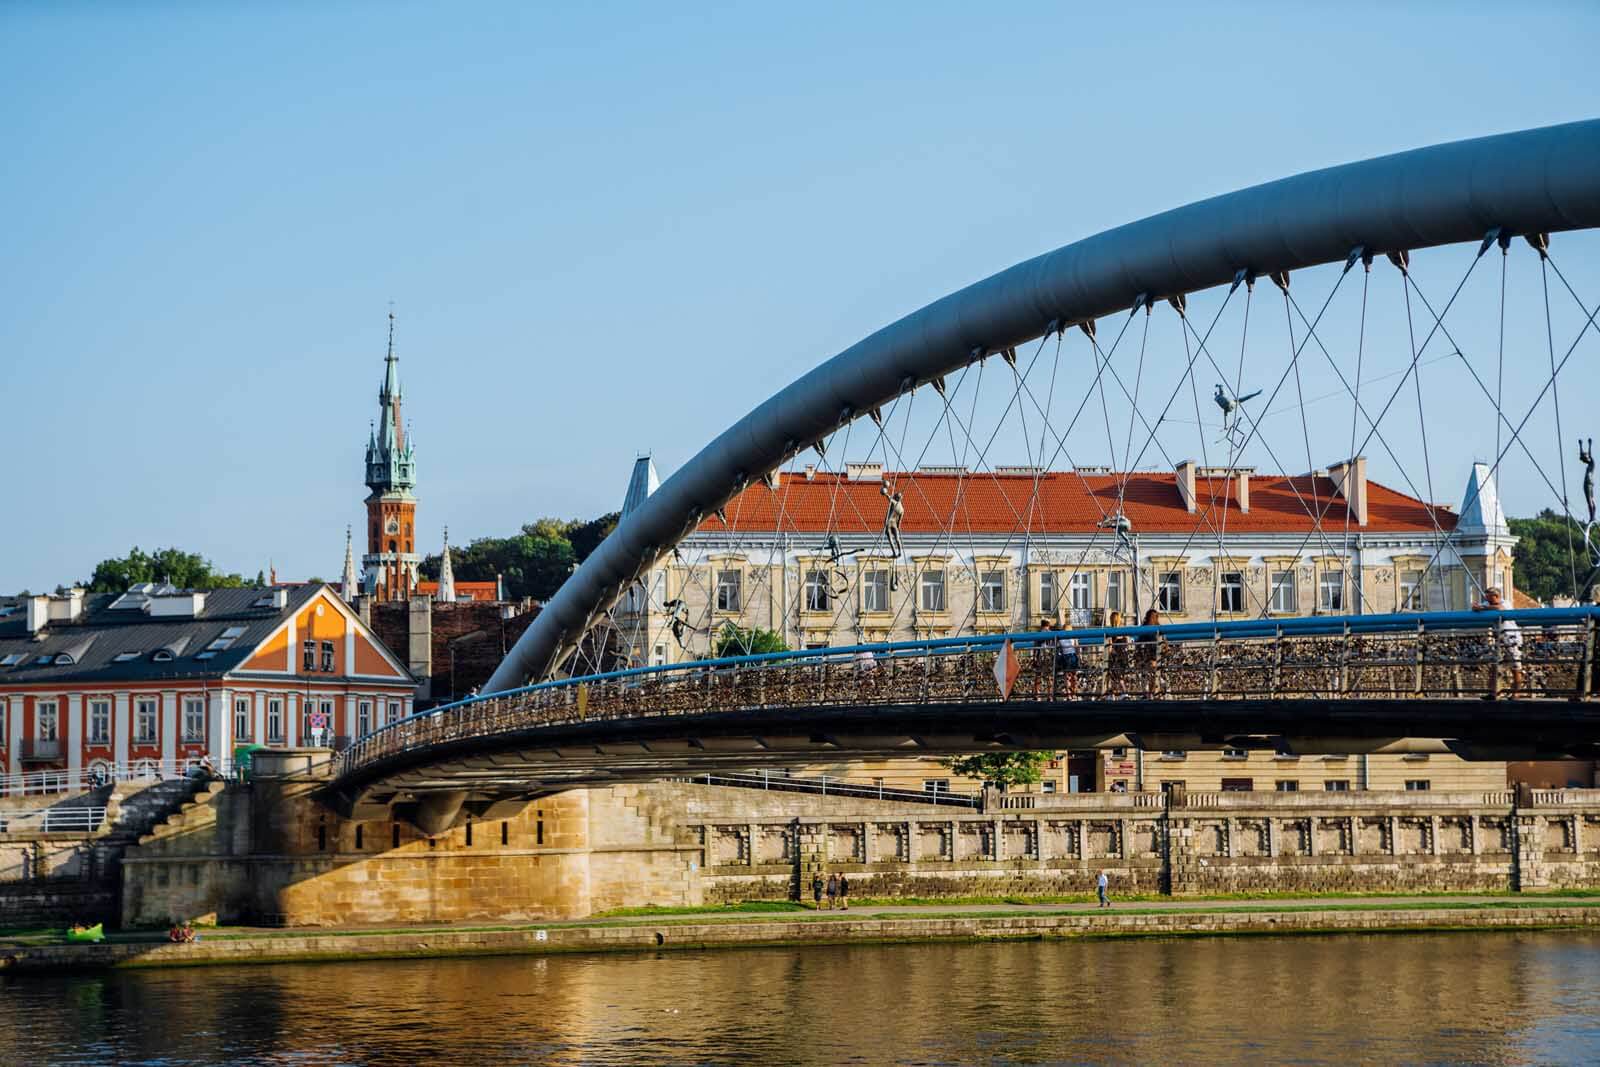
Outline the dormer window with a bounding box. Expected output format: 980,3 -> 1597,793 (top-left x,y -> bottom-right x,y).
152,649 -> 174,662
113,651 -> 140,663
1,653 -> 26,667
54,653 -> 75,666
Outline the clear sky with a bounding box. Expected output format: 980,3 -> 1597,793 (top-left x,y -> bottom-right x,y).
3,2 -> 1598,593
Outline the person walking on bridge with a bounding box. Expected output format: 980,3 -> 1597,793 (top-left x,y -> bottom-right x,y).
1096,869 -> 1111,908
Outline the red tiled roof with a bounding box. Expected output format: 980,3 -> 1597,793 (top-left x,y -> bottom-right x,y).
698,471 -> 1455,537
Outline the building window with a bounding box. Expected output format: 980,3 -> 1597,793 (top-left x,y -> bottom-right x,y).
267,699 -> 284,743
862,568 -> 890,613
89,700 -> 111,745
320,640 -> 335,672
1405,779 -> 1431,791
979,570 -> 1006,613
919,570 -> 946,613
1038,571 -> 1058,615
1106,570 -> 1125,615
714,569 -> 742,613
1222,747 -> 1248,759
1219,572 -> 1244,614
1161,750 -> 1187,760
135,699 -> 158,744
1070,572 -> 1093,612
182,697 -> 205,743
803,569 -> 832,613
1220,778 -> 1253,792
387,700 -> 401,726
302,639 -> 316,672
1275,780 -> 1299,792
358,700 -> 372,736
37,700 -> 59,741
1399,569 -> 1424,611
922,779 -> 950,795
1157,571 -> 1182,613
1324,780 -> 1350,792
1270,570 -> 1298,614
1041,779 -> 1057,794
234,698 -> 251,741
1319,570 -> 1344,612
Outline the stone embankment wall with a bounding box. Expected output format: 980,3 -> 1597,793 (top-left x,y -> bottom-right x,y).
115,780 -> 1600,928
682,786 -> 1600,902
0,778 -> 209,926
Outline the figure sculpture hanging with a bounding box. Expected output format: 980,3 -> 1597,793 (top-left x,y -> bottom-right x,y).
662,597 -> 694,649
881,480 -> 905,590
1581,438 -> 1599,565
1097,512 -> 1134,561
880,480 -> 905,557
1214,383 -> 1262,449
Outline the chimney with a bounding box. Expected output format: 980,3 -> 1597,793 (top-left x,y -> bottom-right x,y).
1235,470 -> 1250,514
1175,459 -> 1197,513
25,595 -> 49,634
46,587 -> 86,624
1329,456 -> 1368,526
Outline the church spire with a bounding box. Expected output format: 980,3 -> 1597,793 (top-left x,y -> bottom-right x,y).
341,526 -> 358,602
437,526 -> 456,602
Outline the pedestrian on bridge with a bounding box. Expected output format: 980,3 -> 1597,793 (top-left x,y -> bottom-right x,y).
1474,588 -> 1524,695
1096,869 -> 1111,908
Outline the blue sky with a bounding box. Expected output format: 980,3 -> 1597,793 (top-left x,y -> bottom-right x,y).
3,2 -> 1598,593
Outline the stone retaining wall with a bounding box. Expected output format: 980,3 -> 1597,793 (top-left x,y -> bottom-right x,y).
110,780 -> 1600,928
683,787 -> 1600,902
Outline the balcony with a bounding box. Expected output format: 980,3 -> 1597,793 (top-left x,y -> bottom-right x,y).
21,738 -> 62,762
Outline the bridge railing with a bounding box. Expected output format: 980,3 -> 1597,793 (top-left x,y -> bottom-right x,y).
337,607 -> 1600,780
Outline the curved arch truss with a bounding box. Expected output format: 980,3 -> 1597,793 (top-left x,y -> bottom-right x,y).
487,119 -> 1600,691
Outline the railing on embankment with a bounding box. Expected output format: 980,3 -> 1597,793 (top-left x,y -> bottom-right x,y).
0,759 -> 234,799
338,607 -> 1600,782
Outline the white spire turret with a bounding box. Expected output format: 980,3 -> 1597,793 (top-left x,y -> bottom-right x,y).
341,526 -> 358,602
438,526 -> 456,602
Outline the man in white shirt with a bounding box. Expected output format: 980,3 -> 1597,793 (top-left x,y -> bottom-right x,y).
1474,587 -> 1523,695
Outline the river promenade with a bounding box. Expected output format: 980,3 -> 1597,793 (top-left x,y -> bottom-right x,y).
6,893 -> 1600,973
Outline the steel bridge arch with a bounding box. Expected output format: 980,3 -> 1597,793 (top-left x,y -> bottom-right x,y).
487,118 -> 1600,691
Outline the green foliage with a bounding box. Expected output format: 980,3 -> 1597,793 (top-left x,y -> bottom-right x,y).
941,751 -> 1054,788
418,513 -> 618,602
86,547 -> 247,592
1509,509 -> 1592,604
710,623 -> 789,658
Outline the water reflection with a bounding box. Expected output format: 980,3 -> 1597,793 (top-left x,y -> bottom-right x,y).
5,933 -> 1599,1065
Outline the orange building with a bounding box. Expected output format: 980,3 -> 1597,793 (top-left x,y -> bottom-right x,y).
0,584 -> 415,786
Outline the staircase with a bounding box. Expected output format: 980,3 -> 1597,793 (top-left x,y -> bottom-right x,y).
92,777 -> 225,877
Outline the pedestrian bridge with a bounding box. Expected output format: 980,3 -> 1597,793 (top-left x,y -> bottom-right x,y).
329,608 -> 1600,832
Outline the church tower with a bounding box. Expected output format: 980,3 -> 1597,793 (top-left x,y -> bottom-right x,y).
362,312 -> 420,600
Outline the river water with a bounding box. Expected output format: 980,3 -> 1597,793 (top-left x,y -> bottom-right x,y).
5,932 -> 1600,1065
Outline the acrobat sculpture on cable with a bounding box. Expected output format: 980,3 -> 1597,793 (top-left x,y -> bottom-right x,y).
881,480 -> 905,589
1214,384 -> 1262,449
1581,438 -> 1599,563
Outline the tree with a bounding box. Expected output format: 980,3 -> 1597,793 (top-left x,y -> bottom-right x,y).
710,623 -> 789,658
86,546 -> 247,592
417,512 -> 618,602
942,751 -> 1054,789
1509,509 -> 1594,604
